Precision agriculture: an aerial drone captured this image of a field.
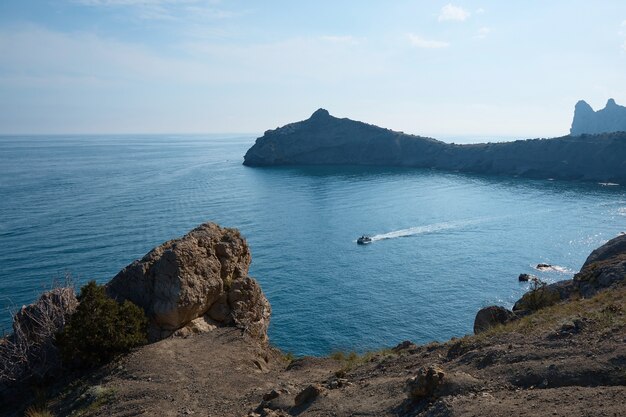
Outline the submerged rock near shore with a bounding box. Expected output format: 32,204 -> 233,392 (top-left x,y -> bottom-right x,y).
243,108 -> 626,183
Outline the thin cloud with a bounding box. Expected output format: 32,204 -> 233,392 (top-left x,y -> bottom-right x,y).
407,34 -> 449,49
475,8 -> 485,15
475,27 -> 492,39
438,4 -> 470,22
319,35 -> 360,45
74,0 -> 235,21
74,0 -> 202,5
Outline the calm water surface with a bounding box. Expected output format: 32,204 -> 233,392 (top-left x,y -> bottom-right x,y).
0,135 -> 624,355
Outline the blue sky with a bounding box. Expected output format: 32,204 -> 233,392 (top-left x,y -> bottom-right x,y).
0,1 -> 625,138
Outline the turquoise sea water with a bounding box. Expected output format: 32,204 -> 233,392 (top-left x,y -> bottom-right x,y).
1,135 -> 624,356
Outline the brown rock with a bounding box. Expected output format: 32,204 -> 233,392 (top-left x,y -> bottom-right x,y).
392,340 -> 418,352
229,276 -> 271,342
513,280 -> 574,313
207,294 -> 232,323
262,389 -> 280,401
405,365 -> 445,400
106,222 -> 270,341
473,306 -> 516,334
294,384 -> 324,407
406,365 -> 482,401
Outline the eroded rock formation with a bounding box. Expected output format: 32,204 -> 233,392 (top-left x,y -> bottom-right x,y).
106,222 -> 271,342
570,99 -> 626,136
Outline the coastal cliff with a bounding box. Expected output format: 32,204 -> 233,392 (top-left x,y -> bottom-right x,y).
571,99 -> 626,136
2,224 -> 625,417
243,108 -> 626,183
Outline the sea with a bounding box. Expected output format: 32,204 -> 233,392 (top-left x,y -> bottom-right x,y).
1,134 -> 624,356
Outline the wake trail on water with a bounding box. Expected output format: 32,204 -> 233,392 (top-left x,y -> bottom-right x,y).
368,218 -> 487,242
362,207 -> 571,243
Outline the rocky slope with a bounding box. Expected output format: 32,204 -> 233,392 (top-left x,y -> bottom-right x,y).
243,108 -> 626,183
571,99 -> 626,136
3,228 -> 625,417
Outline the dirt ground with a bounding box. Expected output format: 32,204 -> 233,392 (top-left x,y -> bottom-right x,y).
33,285 -> 625,417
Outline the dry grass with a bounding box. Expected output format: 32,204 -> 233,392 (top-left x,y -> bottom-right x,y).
1,277 -> 77,386
23,406 -> 54,417
330,348 -> 396,377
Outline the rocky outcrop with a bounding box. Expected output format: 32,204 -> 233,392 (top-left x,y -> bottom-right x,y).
573,233 -> 626,297
106,223 -> 270,342
570,99 -> 626,136
243,108 -> 626,183
405,365 -> 482,401
512,280 -> 574,313
473,306 -> 516,334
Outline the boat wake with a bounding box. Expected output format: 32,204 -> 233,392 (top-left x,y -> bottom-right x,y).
368,218 -> 486,242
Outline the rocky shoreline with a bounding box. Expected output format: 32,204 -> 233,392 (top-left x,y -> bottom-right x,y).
1,224 -> 625,416
243,108 -> 626,184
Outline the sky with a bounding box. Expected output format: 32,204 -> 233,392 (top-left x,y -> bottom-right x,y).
0,1 -> 625,138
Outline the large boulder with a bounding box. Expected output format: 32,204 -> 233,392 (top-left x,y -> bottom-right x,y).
106,223 -> 270,342
573,234 -> 626,297
473,306 -> 516,334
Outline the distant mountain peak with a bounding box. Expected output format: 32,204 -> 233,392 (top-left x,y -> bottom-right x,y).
570,98 -> 626,135
310,108 -> 330,119
575,100 -> 593,113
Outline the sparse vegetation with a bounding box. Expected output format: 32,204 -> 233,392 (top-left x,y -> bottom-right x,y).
23,405 -> 54,417
71,385 -> 117,417
330,348 -> 396,377
514,278 -> 562,312
283,351 -> 296,363
0,279 -> 77,387
56,281 -> 148,368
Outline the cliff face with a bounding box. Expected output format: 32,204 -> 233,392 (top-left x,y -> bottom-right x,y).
570,99 -> 626,136
243,109 -> 626,183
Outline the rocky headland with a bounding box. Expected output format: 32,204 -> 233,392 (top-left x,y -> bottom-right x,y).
243,106 -> 626,183
1,225 -> 625,417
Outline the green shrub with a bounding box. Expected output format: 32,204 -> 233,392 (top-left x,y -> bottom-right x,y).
56,281 -> 147,367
